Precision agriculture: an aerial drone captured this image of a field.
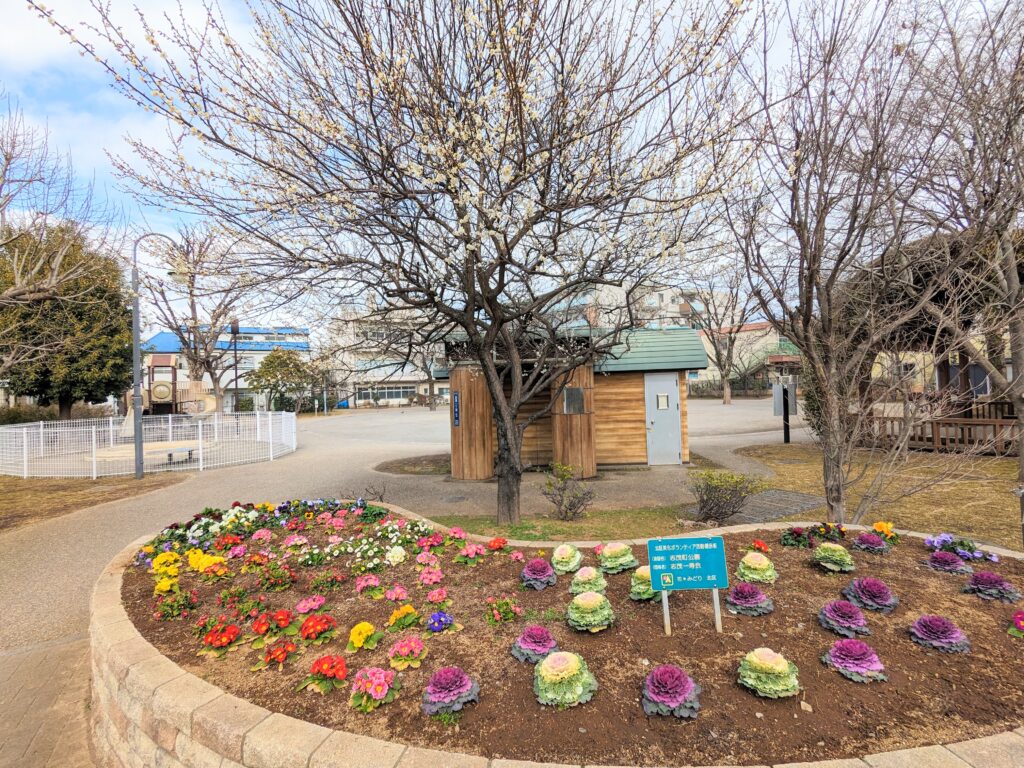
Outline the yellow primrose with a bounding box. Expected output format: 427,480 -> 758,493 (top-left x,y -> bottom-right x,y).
153,577 -> 176,595
873,521 -> 894,539
387,604 -> 417,626
142,545 -> 155,554
349,621 -> 375,648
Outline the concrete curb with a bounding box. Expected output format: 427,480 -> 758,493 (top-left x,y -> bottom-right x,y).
89,512 -> 1024,768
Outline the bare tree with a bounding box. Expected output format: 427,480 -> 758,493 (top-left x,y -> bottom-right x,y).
0,96 -> 119,373
689,258 -> 767,404
726,0 -> 969,524
40,0 -> 755,522
907,1 -> 1024,546
143,225 -> 257,412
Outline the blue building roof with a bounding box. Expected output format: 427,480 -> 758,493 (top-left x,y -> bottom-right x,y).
144,331 -> 311,354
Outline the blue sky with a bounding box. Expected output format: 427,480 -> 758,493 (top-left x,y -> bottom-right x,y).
0,1 -> 248,231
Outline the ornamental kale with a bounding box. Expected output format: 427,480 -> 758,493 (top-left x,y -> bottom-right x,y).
421,666 -> 480,716
534,651 -> 598,708
737,647 -> 800,698
597,542 -> 639,574
962,571 -> 1021,603
725,583 -> 774,617
641,664 -> 701,718
909,615 -> 971,653
812,542 -> 856,573
926,550 -> 973,575
842,577 -> 899,614
735,551 -> 778,584
852,532 -> 889,554
511,624 -> 558,663
521,558 -> 557,590
570,566 -> 607,595
821,639 -> 886,683
566,591 -> 616,633
818,600 -> 870,638
551,543 -> 583,575
628,566 -> 658,601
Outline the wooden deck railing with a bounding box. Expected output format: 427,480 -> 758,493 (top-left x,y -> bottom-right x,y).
871,415 -> 1020,456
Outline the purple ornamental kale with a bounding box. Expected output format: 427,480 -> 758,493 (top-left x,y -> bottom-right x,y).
962,571 -> 1021,603
822,639 -> 886,682
842,577 -> 899,614
852,533 -> 889,554
926,550 -> 973,574
818,599 -> 870,638
421,666 -> 481,715
521,558 -> 557,590
641,664 -> 701,718
725,582 -> 774,617
511,625 -> 558,663
909,615 -> 971,653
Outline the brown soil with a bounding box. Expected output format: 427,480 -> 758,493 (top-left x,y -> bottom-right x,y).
374,454 -> 452,475
122,530 -> 1024,766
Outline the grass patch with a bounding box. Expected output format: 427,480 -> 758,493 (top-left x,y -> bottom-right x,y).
739,443 -> 1021,550
433,504 -> 695,542
0,472 -> 187,531
688,452 -> 724,470
376,453 -> 451,475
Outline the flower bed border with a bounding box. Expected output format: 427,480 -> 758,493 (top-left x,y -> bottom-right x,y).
90,505 -> 1024,768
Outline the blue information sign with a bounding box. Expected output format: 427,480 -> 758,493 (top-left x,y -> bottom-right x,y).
452,392 -> 460,426
647,536 -> 729,592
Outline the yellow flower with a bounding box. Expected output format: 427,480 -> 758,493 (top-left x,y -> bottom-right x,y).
187,549 -> 225,573
142,545 -> 155,554
745,647 -> 790,675
873,521 -> 894,538
153,577 -> 176,595
387,604 -> 417,626
349,621 -> 375,648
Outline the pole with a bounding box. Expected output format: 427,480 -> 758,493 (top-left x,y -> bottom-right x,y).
91,426 -> 97,480
660,590 -> 672,636
782,383 -> 791,444
198,420 -> 204,471
712,588 -> 723,633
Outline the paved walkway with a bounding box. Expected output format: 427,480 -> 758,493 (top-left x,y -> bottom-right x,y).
0,401 -> 804,768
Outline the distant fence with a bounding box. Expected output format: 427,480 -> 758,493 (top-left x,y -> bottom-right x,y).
0,412 -> 297,479
871,415 -> 1020,457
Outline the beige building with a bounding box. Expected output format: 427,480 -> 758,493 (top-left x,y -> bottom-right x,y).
694,322 -> 801,388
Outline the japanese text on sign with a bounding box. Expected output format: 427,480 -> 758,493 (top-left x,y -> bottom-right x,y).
646,536 -> 728,591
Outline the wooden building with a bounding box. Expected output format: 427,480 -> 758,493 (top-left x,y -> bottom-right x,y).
446,328 -> 709,480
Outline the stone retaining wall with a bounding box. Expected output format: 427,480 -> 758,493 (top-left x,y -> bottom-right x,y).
90,516 -> 1024,768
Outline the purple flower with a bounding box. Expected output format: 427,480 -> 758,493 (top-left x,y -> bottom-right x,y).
909,615 -> 970,653
963,571 -> 1021,603
852,533 -> 888,554
818,599 -> 869,638
927,550 -> 972,574
822,639 -> 886,682
725,583 -> 774,616
842,577 -> 898,614
642,664 -> 700,718
422,666 -> 480,715
511,625 -> 558,663
521,558 -> 557,590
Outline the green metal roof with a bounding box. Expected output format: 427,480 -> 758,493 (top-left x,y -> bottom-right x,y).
595,327 -> 708,373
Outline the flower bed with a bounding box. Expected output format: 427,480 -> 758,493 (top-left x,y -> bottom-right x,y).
118,503 -> 1024,767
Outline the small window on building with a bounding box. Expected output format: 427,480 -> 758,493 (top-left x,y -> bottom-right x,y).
563,387 -> 584,414
900,362 -> 916,377
656,393 -> 669,410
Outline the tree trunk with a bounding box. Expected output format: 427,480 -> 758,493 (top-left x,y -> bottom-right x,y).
494,417 -> 524,525
722,378 -> 732,405
1016,398 -> 1024,550
58,394 -> 74,420
821,437 -> 847,525
426,375 -> 436,412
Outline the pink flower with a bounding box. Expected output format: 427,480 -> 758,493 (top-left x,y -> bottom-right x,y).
355,574 -> 381,594
295,595 -> 325,614
316,511 -> 334,524
509,550 -> 524,562
385,584 -> 408,601
228,544 -> 247,559
460,543 -> 486,559
330,517 -> 347,530
427,588 -> 448,604
395,518 -> 407,528
419,567 -> 444,585
416,551 -> 439,567
448,527 -> 466,539
282,534 -> 308,548
251,529 -> 272,542
327,535 -> 343,545
593,544 -> 604,555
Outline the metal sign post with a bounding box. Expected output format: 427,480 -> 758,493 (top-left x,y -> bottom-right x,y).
647,535 -> 729,634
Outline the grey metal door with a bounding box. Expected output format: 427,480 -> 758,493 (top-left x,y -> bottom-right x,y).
644,372 -> 681,465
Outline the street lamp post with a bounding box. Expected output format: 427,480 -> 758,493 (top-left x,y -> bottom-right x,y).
131,232 -> 178,480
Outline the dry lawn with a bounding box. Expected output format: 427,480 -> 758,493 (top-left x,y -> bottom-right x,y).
739,444 -> 1022,550
0,472 -> 186,531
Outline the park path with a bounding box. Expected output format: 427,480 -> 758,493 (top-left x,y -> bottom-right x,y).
0,401 -> 803,767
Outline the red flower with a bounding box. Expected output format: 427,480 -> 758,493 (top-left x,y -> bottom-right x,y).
272,609 -> 293,628
264,639 -> 297,665
300,614 -> 337,641
251,613 -> 271,635
310,655 -> 347,680
751,539 -> 770,553
203,621 -> 240,648
487,537 -> 508,551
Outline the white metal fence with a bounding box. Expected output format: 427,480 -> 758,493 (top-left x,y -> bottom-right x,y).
0,412 -> 297,479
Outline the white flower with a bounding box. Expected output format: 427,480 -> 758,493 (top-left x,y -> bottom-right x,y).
385,546 -> 407,567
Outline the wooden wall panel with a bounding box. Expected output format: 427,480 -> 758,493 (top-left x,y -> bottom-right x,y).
450,365 -> 494,480
488,388 -> 554,469
593,372 -> 648,465
551,365 -> 597,478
